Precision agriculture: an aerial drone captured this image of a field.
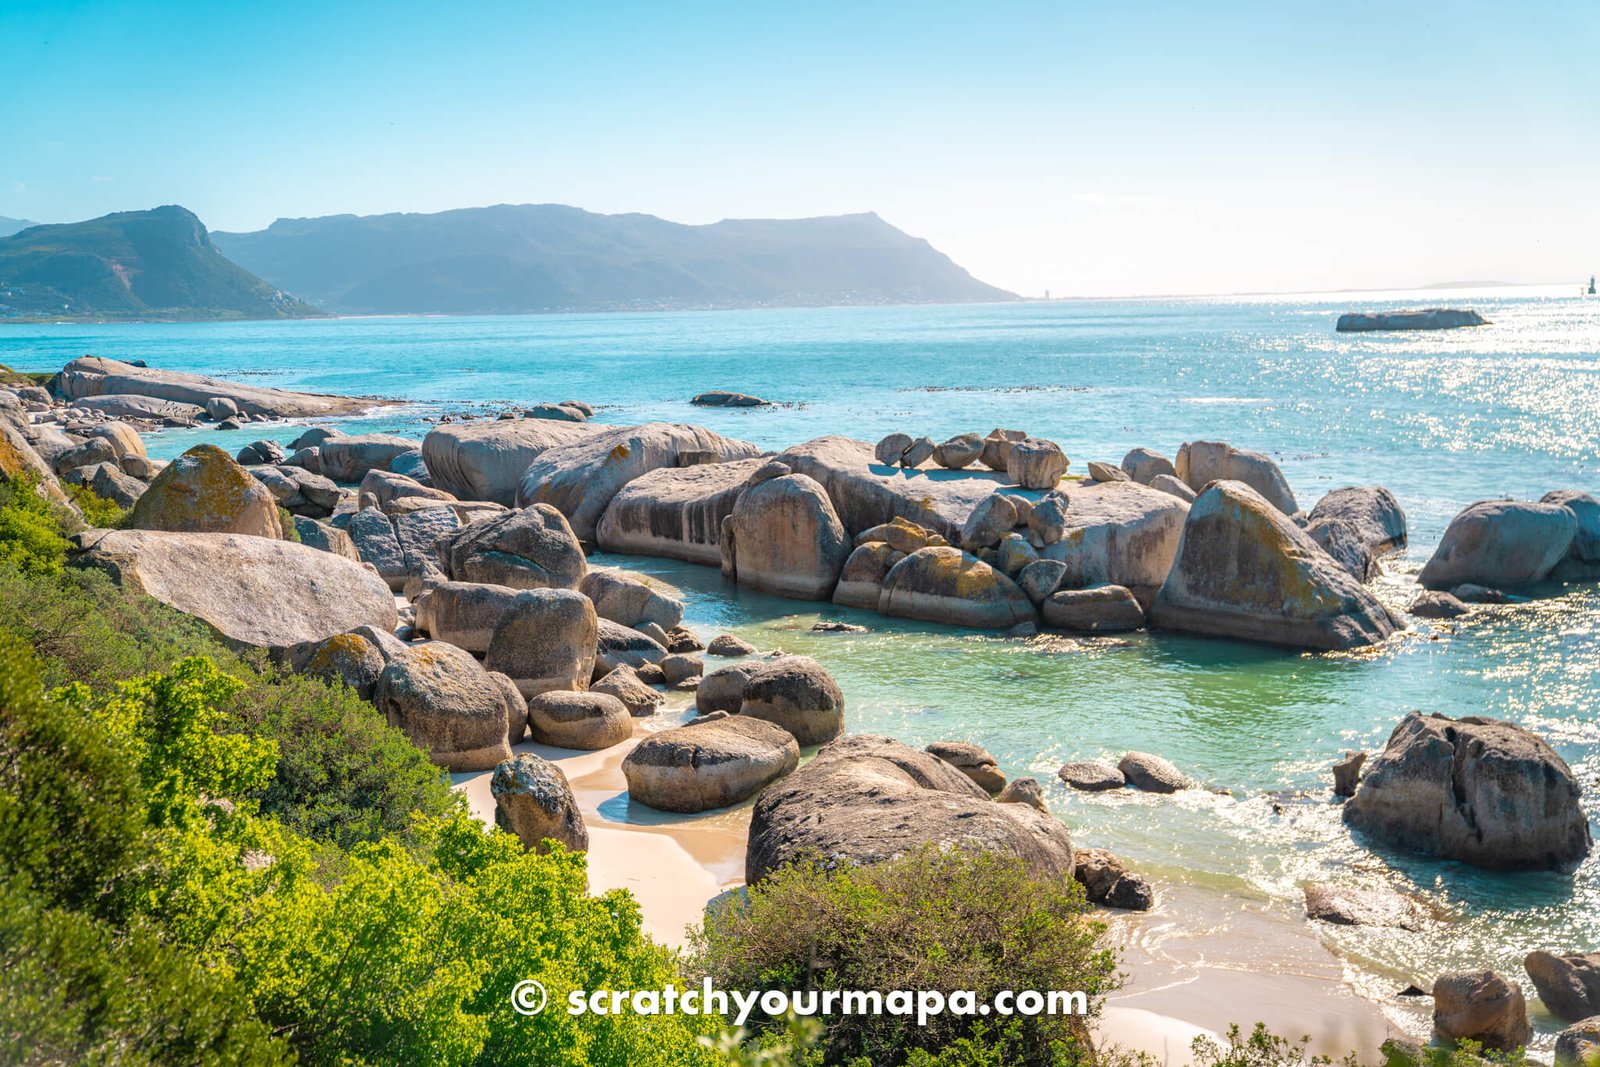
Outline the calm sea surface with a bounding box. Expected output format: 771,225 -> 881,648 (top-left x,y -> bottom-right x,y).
6,288 -> 1598,1035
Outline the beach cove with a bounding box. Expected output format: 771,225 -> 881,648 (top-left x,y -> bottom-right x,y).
7,287 -> 1598,1058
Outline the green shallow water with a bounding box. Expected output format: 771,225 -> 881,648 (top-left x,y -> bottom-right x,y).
6,289 -> 1598,1035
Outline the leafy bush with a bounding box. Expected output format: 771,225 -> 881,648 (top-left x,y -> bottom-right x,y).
2,638 -> 725,1066
0,473 -> 70,575
0,561 -> 455,850
65,479 -> 129,528
689,847 -> 1119,1067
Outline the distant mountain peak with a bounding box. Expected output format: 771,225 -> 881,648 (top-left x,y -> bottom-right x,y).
0,206 -> 322,322
214,203 -> 1014,315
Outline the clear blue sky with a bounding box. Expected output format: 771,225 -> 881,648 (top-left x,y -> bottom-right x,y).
3,0 -> 1597,296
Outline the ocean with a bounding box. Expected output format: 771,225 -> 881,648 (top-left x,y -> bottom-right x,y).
6,287 -> 1598,1040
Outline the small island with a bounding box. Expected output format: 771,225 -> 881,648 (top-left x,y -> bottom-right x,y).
1335,307 -> 1489,332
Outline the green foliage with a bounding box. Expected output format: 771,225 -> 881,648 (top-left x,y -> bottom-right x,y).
0,472 -> 70,575
1379,1036 -> 1529,1067
0,558 -> 455,850
0,638 -> 292,1065
279,505 -> 301,541
66,479 -> 129,528
690,846 -> 1118,1067
703,1013 -> 824,1067
1192,1025 -> 1359,1067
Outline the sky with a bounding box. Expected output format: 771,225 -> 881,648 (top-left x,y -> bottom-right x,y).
3,0 -> 1598,298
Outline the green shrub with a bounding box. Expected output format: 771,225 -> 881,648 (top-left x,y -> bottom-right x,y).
689,847 -> 1119,1067
0,473 -> 70,575
279,505 -> 301,541
65,480 -> 128,528
0,638 -> 291,1065
0,562 -> 455,850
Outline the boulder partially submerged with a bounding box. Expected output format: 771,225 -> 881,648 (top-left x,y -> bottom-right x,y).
878,546 -> 1035,629
79,530 -> 397,651
746,734 -> 1075,883
1419,499 -> 1577,590
1345,713 -> 1591,871
723,473 -> 850,600
1150,480 -> 1396,650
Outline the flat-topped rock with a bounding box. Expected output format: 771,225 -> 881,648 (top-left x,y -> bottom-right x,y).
596,457 -> 765,565
746,734 -> 1075,884
624,716 -> 799,813
76,393 -> 204,421
516,422 -> 762,540
1058,760 -> 1125,791
421,418 -> 601,505
318,434 -> 422,483
691,391 -> 769,407
56,355 -> 389,418
1336,308 -> 1488,332
526,690 -> 632,750
80,530 -> 396,650
1302,883 -> 1426,930
924,740 -> 1006,793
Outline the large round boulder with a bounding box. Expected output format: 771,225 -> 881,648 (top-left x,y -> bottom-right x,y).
1345,713 -> 1591,872
723,473 -> 850,600
436,503 -> 587,590
746,734 -> 1075,883
526,690 -> 632,750
1543,490 -> 1600,582
1150,480 -> 1396,650
421,419 -> 599,505
1175,440 -> 1298,514
594,618 -> 668,675
285,631 -> 387,700
373,642 -> 522,770
1042,585 -> 1145,632
483,588 -> 599,698
491,753 -> 588,854
1525,951 -> 1600,1023
1120,447 -> 1176,485
594,457 -> 765,566
318,433 -> 422,483
1418,500 -> 1577,590
128,444 -> 283,539
878,546 -> 1035,630
738,656 -> 845,746
832,542 -> 905,611
623,716 -> 800,813
1037,480 -> 1189,598
697,661 -> 763,715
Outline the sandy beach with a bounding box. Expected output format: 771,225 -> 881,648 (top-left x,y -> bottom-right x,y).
455,684 -> 1411,1063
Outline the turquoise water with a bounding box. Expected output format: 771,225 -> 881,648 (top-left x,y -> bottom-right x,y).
6,289 -> 1599,1035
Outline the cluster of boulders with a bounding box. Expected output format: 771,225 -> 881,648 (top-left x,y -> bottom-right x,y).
1401,961 -> 1600,1061
874,428 -> 1070,489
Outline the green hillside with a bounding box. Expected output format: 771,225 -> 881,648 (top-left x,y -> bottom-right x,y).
0,206 -> 322,322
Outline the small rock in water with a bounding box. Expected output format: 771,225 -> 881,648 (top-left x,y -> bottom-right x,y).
691,390 -> 769,407
1058,760 -> 1126,792
1073,847 -> 1154,911
811,620 -> 866,633
1332,750 -> 1366,797
1411,589 -> 1470,618
706,633 -> 757,657
1303,883 -> 1426,930
1452,582 -> 1508,604
1523,950 -> 1600,1023
1117,752 -> 1190,793
1431,970 -> 1532,1052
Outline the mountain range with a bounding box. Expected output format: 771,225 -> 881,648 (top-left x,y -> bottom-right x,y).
0,207 -> 319,321
0,217 -> 36,239
0,203 -> 1014,321
212,204 -> 1015,314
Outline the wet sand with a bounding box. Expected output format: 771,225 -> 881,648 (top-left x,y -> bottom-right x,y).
454,707 -> 1410,1062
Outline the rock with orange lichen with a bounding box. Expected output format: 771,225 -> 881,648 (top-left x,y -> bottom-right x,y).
878,545 -> 1035,629
1151,480 -> 1396,650
128,444 -> 284,539
373,640 -> 523,770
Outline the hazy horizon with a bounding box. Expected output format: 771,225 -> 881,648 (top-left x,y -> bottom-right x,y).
5,0 -> 1598,299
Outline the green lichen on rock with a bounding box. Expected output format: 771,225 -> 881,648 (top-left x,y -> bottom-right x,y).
128,444 -> 284,539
